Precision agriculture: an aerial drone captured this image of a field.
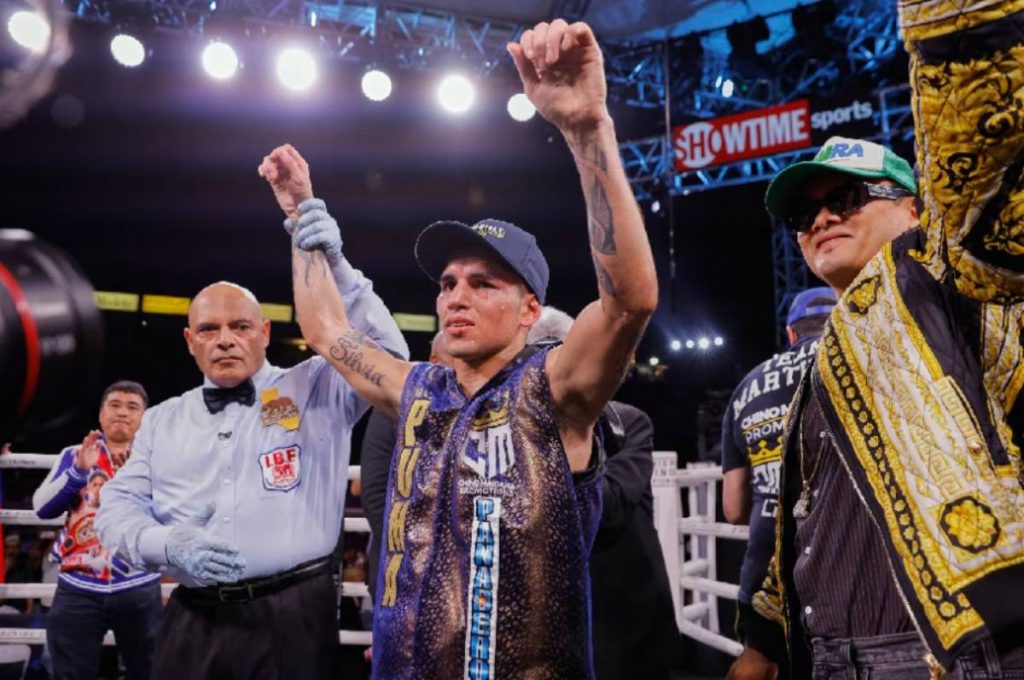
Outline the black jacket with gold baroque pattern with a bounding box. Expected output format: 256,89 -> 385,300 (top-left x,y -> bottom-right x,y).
748,1 -> 1024,675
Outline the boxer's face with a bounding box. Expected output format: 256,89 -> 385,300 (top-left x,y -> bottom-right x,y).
437,253 -> 540,363
185,284 -> 270,388
98,390 -> 145,444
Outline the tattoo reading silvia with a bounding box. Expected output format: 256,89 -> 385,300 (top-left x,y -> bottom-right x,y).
328,332 -> 385,387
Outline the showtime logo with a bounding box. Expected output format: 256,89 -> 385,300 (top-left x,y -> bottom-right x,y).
673,100 -> 812,171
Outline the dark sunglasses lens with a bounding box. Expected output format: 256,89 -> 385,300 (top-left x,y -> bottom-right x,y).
787,202 -> 820,233
785,182 -> 873,233
825,183 -> 866,217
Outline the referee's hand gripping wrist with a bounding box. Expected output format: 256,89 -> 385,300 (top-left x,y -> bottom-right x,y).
286,198 -> 344,265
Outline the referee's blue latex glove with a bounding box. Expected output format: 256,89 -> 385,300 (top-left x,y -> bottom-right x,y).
165,506 -> 246,585
285,198 -> 343,266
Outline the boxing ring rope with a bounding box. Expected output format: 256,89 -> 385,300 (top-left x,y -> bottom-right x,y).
0,452 -> 371,646
1,452 -> 746,656
652,453 -> 746,657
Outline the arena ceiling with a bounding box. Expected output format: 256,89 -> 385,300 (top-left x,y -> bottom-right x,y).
401,0 -> 811,41
0,0 -> 823,449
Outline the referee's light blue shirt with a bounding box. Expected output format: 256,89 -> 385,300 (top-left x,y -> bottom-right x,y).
95,260 -> 409,586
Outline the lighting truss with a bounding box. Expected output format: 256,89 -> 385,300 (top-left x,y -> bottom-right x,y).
604,41 -> 665,109
622,82 -> 914,345
622,143 -> 822,201
621,83 -> 912,200
770,221 -> 812,349
878,84 -> 914,145
604,0 -> 900,117
63,0 -> 524,75
833,0 -> 903,74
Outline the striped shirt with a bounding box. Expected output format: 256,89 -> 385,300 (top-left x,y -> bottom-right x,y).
790,387 -> 912,638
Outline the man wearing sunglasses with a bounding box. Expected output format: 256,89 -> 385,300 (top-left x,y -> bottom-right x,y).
770,142 -> 919,299
728,5 -> 1024,670
729,138 -> 925,680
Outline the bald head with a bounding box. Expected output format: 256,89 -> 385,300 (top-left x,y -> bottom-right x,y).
184,282 -> 270,387
188,282 -> 261,326
429,331 -> 454,367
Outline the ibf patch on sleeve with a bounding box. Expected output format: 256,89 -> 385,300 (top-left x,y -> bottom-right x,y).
258,445 -> 301,492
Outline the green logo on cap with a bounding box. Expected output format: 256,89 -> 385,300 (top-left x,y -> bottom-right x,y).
817,142 -> 865,162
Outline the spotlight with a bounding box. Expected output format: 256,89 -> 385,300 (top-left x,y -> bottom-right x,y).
110,33 -> 145,67
276,47 -> 317,91
507,93 -> 535,122
202,40 -> 239,80
649,356 -> 660,367
437,74 -> 475,114
651,199 -> 661,214
8,10 -> 50,53
361,69 -> 392,102
721,78 -> 735,98
685,339 -> 695,349
670,339 -> 682,352
308,10 -> 317,27
714,336 -> 724,347
697,337 -> 710,350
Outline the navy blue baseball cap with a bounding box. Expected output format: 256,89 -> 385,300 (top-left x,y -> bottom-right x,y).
414,218 -> 550,304
786,286 -> 837,326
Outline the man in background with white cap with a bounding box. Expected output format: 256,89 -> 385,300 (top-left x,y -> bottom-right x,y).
731,4 -> 1024,671
276,17 -> 657,678
721,287 -> 836,659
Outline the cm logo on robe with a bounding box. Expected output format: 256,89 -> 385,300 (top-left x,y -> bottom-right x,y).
463,397 -> 516,480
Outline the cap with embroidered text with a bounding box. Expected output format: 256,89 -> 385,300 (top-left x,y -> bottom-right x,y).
414,218 -> 550,304
765,136 -> 917,219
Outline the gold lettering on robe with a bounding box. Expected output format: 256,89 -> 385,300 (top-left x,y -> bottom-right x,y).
381,554 -> 404,607
382,398 -> 431,607
405,399 -> 430,445
388,501 -> 409,552
397,447 -> 420,498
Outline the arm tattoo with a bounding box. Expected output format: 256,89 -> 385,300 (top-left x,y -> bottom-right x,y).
587,175 -> 616,255
592,255 -> 617,298
579,142 -> 615,255
328,331 -> 385,387
295,246 -> 330,287
569,139 -> 608,172
346,329 -> 382,350
582,141 -> 608,173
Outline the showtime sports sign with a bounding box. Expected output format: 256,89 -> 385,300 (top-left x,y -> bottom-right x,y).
672,100 -> 812,171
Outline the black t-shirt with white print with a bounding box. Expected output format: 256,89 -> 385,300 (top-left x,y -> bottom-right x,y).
721,335 -> 818,603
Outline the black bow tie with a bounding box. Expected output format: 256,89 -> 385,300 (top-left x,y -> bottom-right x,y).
203,380 -> 256,414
